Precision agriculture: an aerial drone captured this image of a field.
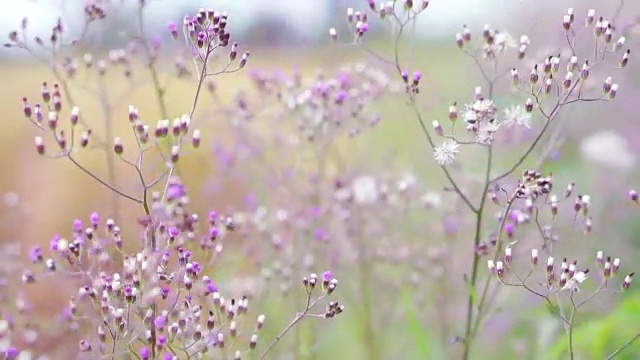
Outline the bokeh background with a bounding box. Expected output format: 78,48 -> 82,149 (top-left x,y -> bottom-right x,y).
1,0 -> 640,359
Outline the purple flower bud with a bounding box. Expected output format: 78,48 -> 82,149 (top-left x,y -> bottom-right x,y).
323,271 -> 332,283
209,226 -> 219,240
504,223 -> 515,238
412,71 -> 422,85
28,246 -> 43,263
168,226 -> 180,238
4,347 -> 19,360
314,228 -> 327,241
140,347 -> 150,360
90,212 -> 100,227
73,219 -> 83,233
154,315 -> 166,330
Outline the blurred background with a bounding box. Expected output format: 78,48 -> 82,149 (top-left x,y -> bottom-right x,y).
1,0 -> 640,359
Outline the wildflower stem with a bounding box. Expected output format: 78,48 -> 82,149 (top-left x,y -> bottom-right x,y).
605,331 -> 640,360
389,15 -> 477,214
469,194 -> 516,344
137,3 -> 169,120
462,144 -> 493,359
67,154 -> 143,204
259,294 -> 324,360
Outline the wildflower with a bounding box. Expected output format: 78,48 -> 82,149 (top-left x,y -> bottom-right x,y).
562,270 -> 589,292
433,139 -> 459,165
502,105 -> 532,128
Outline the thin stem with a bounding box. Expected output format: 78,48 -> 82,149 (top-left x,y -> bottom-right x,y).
462,145 -> 492,359
67,155 -> 142,204
259,294 -> 325,360
470,194 -> 516,339
605,332 -> 640,360
137,3 -> 169,120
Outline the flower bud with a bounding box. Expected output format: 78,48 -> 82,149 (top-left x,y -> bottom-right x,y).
456,33 -> 464,48
171,145 -> 180,163
603,76 -> 612,94
510,68 -> 519,85
622,272 -> 634,290
448,103 -> 458,121
432,120 -> 443,136
612,258 -> 621,275
585,9 -> 595,27
192,129 -> 201,148
609,84 -> 618,99
504,247 -> 512,265
595,251 -> 604,270
239,51 -> 250,69
329,28 -> 337,42
563,14 -> 571,31
525,98 -> 533,112
462,26 -> 471,42
621,49 -> 630,68
114,137 -> 123,155
35,136 -> 45,155
488,260 -> 496,274
70,106 -> 79,126
531,249 -> 538,267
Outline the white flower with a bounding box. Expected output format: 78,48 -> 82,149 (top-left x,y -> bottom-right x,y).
475,122 -> 500,145
494,31 -> 517,51
352,175 -> 379,204
502,105 -> 532,128
462,103 -> 478,124
562,271 -> 588,292
434,139 -> 459,165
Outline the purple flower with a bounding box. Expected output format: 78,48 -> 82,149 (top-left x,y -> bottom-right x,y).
166,183 -> 186,201
168,226 -> 180,238
162,353 -> 173,360
167,22 -> 178,39
314,228 -> 327,242
323,271 -> 332,282
4,347 -> 19,360
89,212 -> 100,228
207,282 -> 218,294
209,226 -> 219,240
50,235 -> 61,251
28,246 -> 42,263
73,219 -> 83,233
154,315 -> 166,330
140,347 -> 150,360
208,210 -> 218,224
335,90 -> 347,104
504,223 -> 516,238
156,335 -> 167,346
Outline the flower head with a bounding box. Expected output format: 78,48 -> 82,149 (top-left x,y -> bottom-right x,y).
434,139 -> 459,165
502,105 -> 532,128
